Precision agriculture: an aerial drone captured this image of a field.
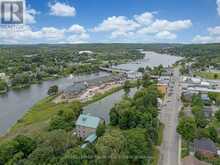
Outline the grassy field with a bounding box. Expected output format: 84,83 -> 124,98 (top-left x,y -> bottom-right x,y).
195,71 -> 220,79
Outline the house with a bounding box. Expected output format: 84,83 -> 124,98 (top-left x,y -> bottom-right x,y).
182,91 -> 198,102
193,138 -> 217,158
76,114 -> 100,139
202,106 -> 213,118
157,84 -> 168,95
182,155 -> 211,165
201,94 -> 211,105
0,73 -> 6,79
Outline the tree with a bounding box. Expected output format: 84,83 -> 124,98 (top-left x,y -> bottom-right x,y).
207,127 -> 218,142
215,110 -> 220,122
47,85 -> 58,96
124,128 -> 152,164
142,73 -> 151,88
177,117 -> 197,141
28,145 -> 54,164
214,73 -> 218,79
137,67 -> 145,74
123,80 -> 131,95
44,130 -> 79,155
60,147 -> 95,165
14,135 -> 37,157
95,129 -> 128,165
0,80 -> 8,92
96,123 -> 106,137
0,140 -> 19,164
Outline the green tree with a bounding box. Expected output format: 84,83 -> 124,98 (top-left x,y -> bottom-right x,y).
207,127 -> 218,142
215,110 -> 220,121
123,80 -> 131,95
60,147 -> 95,165
28,145 -> 54,164
96,123 -> 106,137
0,140 -> 19,164
14,135 -> 37,157
48,85 -> 58,96
124,128 -> 152,164
177,117 -> 197,141
95,129 -> 128,165
0,80 -> 8,92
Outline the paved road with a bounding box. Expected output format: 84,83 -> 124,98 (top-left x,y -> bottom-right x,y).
159,68 -> 182,165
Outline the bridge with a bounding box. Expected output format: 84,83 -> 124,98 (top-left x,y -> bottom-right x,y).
99,67 -> 130,74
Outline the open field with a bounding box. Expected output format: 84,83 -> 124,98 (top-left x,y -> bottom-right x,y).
195,71 -> 220,80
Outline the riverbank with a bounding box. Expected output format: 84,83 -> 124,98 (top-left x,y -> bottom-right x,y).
0,82 -> 132,142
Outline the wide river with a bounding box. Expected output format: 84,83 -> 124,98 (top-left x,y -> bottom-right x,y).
0,51 -> 182,135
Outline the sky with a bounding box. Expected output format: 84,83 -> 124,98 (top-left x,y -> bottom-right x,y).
0,0 -> 220,44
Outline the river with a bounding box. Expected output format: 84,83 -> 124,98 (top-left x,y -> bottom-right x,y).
0,51 -> 181,135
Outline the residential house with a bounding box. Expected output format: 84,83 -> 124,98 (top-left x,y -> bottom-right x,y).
193,138 -> 217,158
182,155 -> 211,165
0,73 -> 6,80
202,106 -> 213,119
76,114 -> 100,139
201,94 -> 211,105
182,91 -> 198,102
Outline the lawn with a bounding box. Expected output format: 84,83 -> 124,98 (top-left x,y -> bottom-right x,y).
195,71 -> 220,79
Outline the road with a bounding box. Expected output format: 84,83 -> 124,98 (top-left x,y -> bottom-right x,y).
159,68 -> 182,165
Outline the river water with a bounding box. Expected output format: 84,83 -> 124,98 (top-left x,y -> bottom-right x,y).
0,51 -> 181,135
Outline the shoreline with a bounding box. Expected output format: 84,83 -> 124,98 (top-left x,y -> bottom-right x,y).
0,80 -> 137,141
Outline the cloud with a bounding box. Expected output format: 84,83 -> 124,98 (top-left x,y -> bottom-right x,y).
49,2 -> 76,17
68,24 -> 86,34
0,24 -> 89,44
92,16 -> 140,33
138,19 -> 192,34
193,26 -> 220,43
25,8 -> 39,24
217,0 -> 220,16
155,31 -> 177,40
92,11 -> 192,41
208,26 -> 220,35
134,12 -> 154,25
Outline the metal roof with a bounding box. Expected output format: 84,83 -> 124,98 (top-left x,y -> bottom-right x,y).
76,114 -> 100,129
85,133 -> 97,143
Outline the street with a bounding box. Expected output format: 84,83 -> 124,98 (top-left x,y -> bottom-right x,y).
159,68 -> 182,165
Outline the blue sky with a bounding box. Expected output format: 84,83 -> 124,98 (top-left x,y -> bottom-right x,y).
1,0 -> 220,44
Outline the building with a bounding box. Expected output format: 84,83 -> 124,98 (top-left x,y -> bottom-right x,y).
157,84 -> 168,95
202,106 -> 213,118
193,138 -> 217,158
0,73 -> 6,79
62,82 -> 88,99
182,155 -> 211,165
76,114 -> 101,139
182,91 -> 199,102
201,94 -> 211,105
126,71 -> 142,79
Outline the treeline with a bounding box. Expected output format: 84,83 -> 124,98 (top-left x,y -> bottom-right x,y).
0,44 -> 146,91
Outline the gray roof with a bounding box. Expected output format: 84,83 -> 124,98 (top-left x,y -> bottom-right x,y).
193,138 -> 217,154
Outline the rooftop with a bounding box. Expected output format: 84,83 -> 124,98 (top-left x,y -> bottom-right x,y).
193,138 -> 217,154
85,133 -> 97,143
182,155 -> 211,165
76,114 -> 100,129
